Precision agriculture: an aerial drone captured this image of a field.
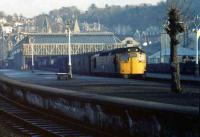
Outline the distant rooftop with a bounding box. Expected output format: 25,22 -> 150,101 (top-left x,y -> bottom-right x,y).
161,47 -> 200,56
142,42 -> 161,56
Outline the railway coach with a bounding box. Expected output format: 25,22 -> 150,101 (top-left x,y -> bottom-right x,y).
91,47 -> 146,78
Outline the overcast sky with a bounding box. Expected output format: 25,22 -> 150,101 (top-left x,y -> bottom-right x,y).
0,0 -> 164,17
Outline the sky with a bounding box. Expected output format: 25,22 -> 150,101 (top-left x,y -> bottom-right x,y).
0,0 -> 164,18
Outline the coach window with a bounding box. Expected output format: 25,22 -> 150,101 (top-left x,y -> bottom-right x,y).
93,58 -> 96,69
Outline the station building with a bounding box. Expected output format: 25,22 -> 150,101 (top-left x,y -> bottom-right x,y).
9,32 -> 127,70
147,30 -> 200,64
7,17 -> 140,72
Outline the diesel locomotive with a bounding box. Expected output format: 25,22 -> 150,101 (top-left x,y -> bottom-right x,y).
38,47 -> 146,78
91,47 -> 146,78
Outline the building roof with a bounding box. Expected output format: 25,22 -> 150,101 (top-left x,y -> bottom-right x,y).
10,32 -> 124,57
42,17 -> 52,33
150,47 -> 200,58
161,47 -> 199,56
122,37 -> 140,46
24,32 -> 121,44
73,18 -> 80,33
94,47 -> 144,56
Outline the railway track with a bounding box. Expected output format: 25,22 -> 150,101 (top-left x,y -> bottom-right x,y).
0,95 -> 106,137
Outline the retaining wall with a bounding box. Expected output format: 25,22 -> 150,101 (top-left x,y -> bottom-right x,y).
0,76 -> 199,137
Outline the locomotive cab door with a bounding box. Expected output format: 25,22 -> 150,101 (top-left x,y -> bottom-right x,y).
119,53 -> 131,77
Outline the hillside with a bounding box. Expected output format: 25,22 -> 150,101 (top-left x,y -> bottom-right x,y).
44,0 -> 199,34
1,0 -> 199,35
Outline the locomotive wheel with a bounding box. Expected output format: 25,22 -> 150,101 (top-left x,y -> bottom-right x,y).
123,74 -> 129,79
57,75 -> 61,80
141,72 -> 147,79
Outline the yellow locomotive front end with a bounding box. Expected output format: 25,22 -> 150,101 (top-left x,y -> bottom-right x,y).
120,49 -> 146,78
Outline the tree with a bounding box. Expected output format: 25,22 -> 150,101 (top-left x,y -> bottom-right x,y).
89,4 -> 97,11
165,6 -> 185,93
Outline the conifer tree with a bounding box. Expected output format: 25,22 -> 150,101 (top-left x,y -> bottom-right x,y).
165,7 -> 185,93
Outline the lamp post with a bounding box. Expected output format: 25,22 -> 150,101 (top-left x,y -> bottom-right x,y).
1,24 -> 4,67
195,29 -> 200,76
66,21 -> 72,79
29,37 -> 35,73
193,15 -> 200,76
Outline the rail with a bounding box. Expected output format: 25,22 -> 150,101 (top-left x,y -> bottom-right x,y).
0,95 -> 99,137
0,76 -> 199,137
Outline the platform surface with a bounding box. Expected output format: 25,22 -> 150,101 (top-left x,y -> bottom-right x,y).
0,69 -> 199,107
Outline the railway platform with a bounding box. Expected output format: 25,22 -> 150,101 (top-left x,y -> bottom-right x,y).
0,69 -> 199,137
24,69 -> 200,83
146,73 -> 200,83
0,69 -> 199,107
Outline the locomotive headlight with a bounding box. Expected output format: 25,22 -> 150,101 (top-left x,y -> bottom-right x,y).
138,54 -> 145,62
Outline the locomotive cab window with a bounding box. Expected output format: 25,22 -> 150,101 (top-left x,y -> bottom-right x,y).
120,53 -> 129,61
129,53 -> 137,57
